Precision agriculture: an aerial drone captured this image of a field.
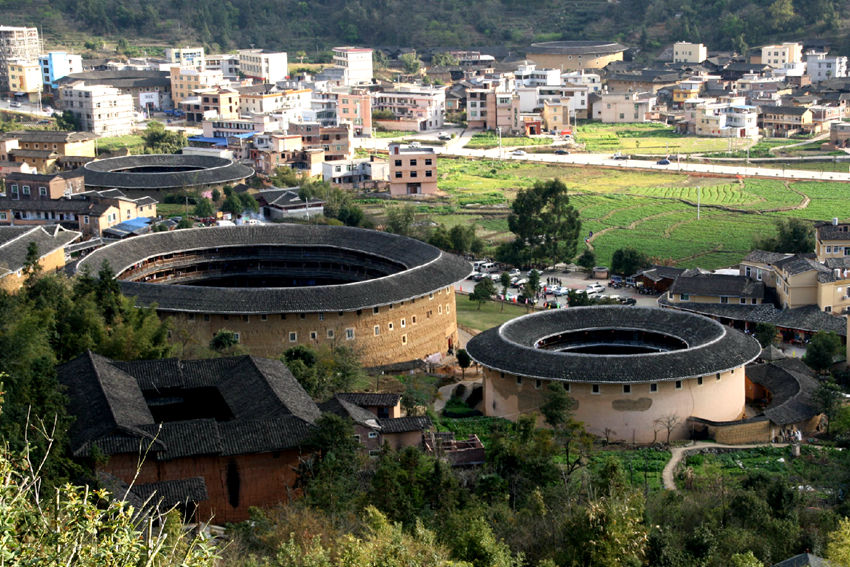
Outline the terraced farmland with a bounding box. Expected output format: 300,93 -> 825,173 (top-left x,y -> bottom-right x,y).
357,158 -> 850,270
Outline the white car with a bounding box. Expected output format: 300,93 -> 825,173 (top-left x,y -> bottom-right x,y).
508,268 -> 521,277
586,283 -> 605,293
511,149 -> 527,157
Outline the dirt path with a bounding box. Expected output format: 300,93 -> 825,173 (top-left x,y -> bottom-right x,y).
584,210 -> 679,251
662,442 -> 789,490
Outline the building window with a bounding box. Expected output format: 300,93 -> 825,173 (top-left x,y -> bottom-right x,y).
289,332 -> 297,342
623,384 -> 631,394
346,328 -> 355,340
394,171 -> 403,178
327,329 -> 334,339
373,306 -> 379,314
740,298 -> 746,304
438,304 -> 443,314
318,313 -> 324,320
310,331 -> 317,340
38,187 -> 47,196
591,384 -> 600,394
697,376 -> 703,386
300,313 -> 306,319
675,380 -> 682,390
720,296 -> 729,304
516,376 -> 523,385
401,334 -> 407,344
650,383 -> 658,393
388,322 -> 394,331
425,170 -> 433,177
411,315 -> 417,324
563,382 -> 570,392
374,325 -> 380,336
394,159 -> 402,166
232,332 -> 240,342
204,314 -> 210,321
0,213 -> 6,221
368,431 -> 378,439
83,216 -> 89,224
535,379 -> 542,389
242,315 -> 249,322
827,246 -> 832,253
281,314 -> 287,320
716,373 -> 721,381
409,159 -> 417,166
680,293 -> 689,301
22,186 -> 30,195
400,318 -> 406,328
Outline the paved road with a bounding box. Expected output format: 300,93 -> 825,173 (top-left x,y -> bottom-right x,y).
355,131 -> 850,183
661,442 -> 790,490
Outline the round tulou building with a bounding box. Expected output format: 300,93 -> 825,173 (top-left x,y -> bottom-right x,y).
466,306 -> 761,443
77,225 -> 471,368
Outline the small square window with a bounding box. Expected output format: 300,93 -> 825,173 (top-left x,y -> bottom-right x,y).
438,305 -> 443,314
516,376 -> 523,385
401,318 -> 406,328
310,331 -> 317,340
563,382 -> 570,392
318,313 -> 324,320
623,384 -> 631,394
675,380 -> 682,390
402,334 -> 407,344
535,379 -> 542,389
327,329 -> 334,339
388,322 -> 394,331
592,384 -> 600,394
368,431 -> 378,439
697,376 -> 703,386
232,332 -> 240,342
204,314 -> 210,322
650,383 -> 658,393
299,313 -> 306,319
261,314 -> 268,321
412,315 -> 417,324
716,373 -> 721,381
281,314 -> 287,320
242,315 -> 249,322
346,328 -> 355,340
289,332 -> 297,342
374,325 -> 380,336
373,306 -> 379,314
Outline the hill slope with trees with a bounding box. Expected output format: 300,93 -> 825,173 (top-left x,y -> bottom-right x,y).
6,0 -> 848,58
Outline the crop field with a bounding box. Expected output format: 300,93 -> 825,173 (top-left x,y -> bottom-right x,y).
575,123 -> 735,154
356,157 -> 850,270
464,132 -> 554,149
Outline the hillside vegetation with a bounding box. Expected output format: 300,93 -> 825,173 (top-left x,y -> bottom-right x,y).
5,0 -> 847,57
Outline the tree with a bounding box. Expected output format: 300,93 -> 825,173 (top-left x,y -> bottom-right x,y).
499,179 -> 581,268
399,52 -> 422,74
456,348 -> 472,378
22,241 -> 41,287
611,247 -> 650,276
522,269 -> 540,311
804,331 -> 842,373
756,218 -> 815,254
238,192 -> 259,213
282,344 -> 365,401
431,52 -> 459,67
141,121 -> 186,154
499,272 -> 511,312
428,224 -> 452,251
55,110 -> 81,132
814,380 -> 843,436
449,224 -> 481,255
654,414 -> 681,445
209,329 -> 240,353
826,516 -> 850,567
540,382 -> 592,480
577,249 -> 596,272
470,277 -> 496,310
385,204 -> 416,236
210,188 -> 221,202
177,217 -> 194,229
296,50 -> 307,64
221,193 -> 245,215
754,323 -> 778,348
731,551 -> 763,567
193,197 -> 215,218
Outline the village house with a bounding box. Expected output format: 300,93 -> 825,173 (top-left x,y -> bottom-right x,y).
0,224 -> 81,292
759,105 -> 814,137
593,91 -> 657,123
0,130 -> 97,173
388,143 -> 437,196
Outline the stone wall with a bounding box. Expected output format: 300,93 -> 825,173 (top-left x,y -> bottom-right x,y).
166,286 -> 459,367
482,365 -> 746,444
707,418 -> 772,444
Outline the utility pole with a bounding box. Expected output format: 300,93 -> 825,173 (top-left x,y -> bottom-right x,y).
498,127 -> 502,160
697,186 -> 701,220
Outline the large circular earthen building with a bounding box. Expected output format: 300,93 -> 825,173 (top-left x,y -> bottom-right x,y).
78,225 -> 470,367
83,154 -> 253,194
466,306 -> 761,442
527,40 -> 626,70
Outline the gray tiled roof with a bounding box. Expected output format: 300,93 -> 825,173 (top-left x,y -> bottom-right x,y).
59,352 -> 323,459
377,416 -> 432,433
0,225 -> 80,277
337,392 -> 401,407
742,249 -> 793,265
760,105 -> 810,116
746,358 -> 820,426
657,296 -> 847,336
77,225 -> 472,313
466,306 -> 761,383
320,397 -> 381,427
130,477 -> 208,507
817,224 -> 850,241
774,255 -> 828,277
770,553 -> 832,567
83,154 -> 253,190
1,130 -> 98,143
669,270 -> 765,299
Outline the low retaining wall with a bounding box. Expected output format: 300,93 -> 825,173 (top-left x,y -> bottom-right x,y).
689,416 -> 772,444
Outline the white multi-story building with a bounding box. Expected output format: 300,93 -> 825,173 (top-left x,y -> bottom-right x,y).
238,50 -> 288,84
761,43 -> 803,68
0,26 -> 40,93
594,91 -> 656,123
689,99 -> 759,139
371,84 -> 445,131
206,53 -> 240,79
165,47 -> 205,69
514,62 -> 561,86
806,51 -> 848,83
332,46 -> 373,86
238,84 -> 311,116
59,83 -> 135,136
673,42 -> 708,64
561,70 -> 603,93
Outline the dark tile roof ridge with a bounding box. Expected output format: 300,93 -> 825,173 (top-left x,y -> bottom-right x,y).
86,351 -> 153,428
377,415 -> 432,433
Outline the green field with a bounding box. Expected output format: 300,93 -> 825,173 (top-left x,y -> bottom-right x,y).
465,132 -> 554,149
96,134 -> 145,154
575,123 -> 735,154
374,130 -> 409,138
455,296 -> 530,332
354,157 -> 850,270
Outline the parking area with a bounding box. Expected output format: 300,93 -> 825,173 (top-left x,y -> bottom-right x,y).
455,267 -> 661,308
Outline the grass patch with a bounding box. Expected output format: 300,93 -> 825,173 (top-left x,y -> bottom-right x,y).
374,130 -> 410,138
434,416 -> 512,446
575,123 -> 732,154
155,203 -> 191,218
465,132 -> 553,149
456,296 -> 530,332
97,134 -> 145,154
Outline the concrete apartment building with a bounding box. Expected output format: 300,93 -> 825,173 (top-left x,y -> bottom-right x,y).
180,87 -> 239,123
562,70 -> 603,93
170,66 -> 228,104
0,26 -> 40,93
39,52 -> 83,91
673,42 -> 708,64
388,143 -> 437,196
806,51 -> 848,83
760,43 -> 803,67
313,90 -> 372,136
205,53 -> 240,79
685,99 -> 759,138
201,115 -> 282,139
238,50 -> 288,83
7,59 -> 42,102
288,121 -> 353,161
322,156 -> 388,186
593,91 -> 657,123
165,47 -> 205,69
237,84 -> 311,116
59,83 -> 135,136
3,170 -> 85,201
371,85 -> 446,131
333,46 -> 373,86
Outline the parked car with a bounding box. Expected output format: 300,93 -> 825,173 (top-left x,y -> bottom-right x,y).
511,149 -> 527,156
470,272 -> 485,281
620,297 -> 637,305
609,275 -> 624,287
555,149 -> 570,155
438,132 -> 451,140
512,278 -> 528,288
508,268 -> 521,277
9,101 -> 21,108
612,153 -> 629,160
586,283 -> 604,293
656,158 -> 671,165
